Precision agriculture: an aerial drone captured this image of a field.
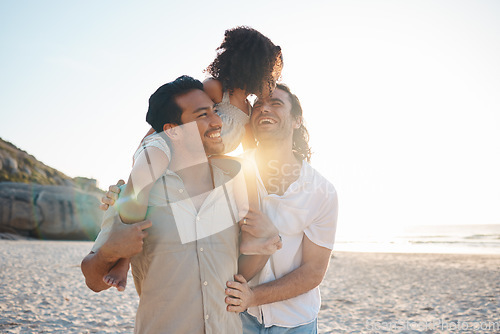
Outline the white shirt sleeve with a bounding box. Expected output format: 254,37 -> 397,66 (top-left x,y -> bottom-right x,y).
133,133 -> 171,165
303,186 -> 338,250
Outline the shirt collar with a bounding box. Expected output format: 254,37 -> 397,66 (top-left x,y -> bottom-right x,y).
162,161 -> 227,187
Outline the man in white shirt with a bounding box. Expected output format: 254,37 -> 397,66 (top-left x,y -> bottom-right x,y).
224,84 -> 338,333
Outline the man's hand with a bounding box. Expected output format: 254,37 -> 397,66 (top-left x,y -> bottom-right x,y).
100,180 -> 125,210
225,274 -> 255,313
99,219 -> 152,261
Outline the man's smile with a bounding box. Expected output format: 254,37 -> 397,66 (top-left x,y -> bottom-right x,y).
256,116 -> 278,127
205,128 -> 222,141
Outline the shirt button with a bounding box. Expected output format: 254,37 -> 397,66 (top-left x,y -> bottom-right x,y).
200,247 -> 204,252
203,281 -> 208,286
196,216 -> 200,221
205,314 -> 209,320
179,189 -> 184,193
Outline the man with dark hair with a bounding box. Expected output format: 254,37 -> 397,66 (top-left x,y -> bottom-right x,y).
224,85 -> 338,333
81,76 -> 272,333
146,75 -> 204,132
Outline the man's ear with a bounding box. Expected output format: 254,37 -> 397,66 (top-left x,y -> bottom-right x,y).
163,123 -> 179,139
293,116 -> 302,129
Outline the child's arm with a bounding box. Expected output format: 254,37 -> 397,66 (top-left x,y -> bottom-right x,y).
119,146 -> 169,224
203,78 -> 223,104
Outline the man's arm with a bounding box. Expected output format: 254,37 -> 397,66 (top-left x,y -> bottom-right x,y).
81,251 -> 121,292
225,234 -> 332,311
237,254 -> 270,282
236,209 -> 281,282
81,218 -> 152,292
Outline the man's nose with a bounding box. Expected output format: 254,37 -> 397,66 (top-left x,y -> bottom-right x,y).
254,102 -> 271,114
209,111 -> 223,127
261,103 -> 271,113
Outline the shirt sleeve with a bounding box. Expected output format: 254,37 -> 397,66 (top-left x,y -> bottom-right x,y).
303,184 -> 338,250
129,136 -> 171,199
133,133 -> 171,166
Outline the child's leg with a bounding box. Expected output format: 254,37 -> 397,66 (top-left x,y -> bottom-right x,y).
103,257 -> 130,292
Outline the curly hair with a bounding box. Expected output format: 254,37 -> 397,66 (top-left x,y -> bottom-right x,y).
276,84 -> 312,163
205,26 -> 283,96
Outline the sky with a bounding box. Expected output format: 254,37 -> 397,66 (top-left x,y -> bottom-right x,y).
1,0 -> 499,240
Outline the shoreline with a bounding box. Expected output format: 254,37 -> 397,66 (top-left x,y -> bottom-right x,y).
3,234 -> 500,256
333,243 -> 500,256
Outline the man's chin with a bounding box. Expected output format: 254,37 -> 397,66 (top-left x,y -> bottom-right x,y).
204,143 -> 225,155
254,133 -> 274,142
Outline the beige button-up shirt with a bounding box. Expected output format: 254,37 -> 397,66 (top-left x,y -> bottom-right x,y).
93,164 -> 242,334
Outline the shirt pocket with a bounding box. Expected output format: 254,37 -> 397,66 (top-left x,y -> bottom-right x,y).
144,205 -> 188,255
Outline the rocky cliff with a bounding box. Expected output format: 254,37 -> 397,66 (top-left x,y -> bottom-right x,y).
0,137 -> 104,240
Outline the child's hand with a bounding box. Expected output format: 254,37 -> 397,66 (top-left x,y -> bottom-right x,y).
100,179 -> 125,210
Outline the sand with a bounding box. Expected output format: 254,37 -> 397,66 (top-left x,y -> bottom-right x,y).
0,240 -> 138,334
1,240 -> 499,333
320,252 -> 500,333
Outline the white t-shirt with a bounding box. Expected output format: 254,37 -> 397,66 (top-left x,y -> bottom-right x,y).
244,150 -> 338,328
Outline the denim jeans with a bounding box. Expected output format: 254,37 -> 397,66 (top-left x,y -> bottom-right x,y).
241,311 -> 318,334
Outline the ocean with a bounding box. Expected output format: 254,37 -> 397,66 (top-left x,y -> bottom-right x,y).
334,224 -> 500,254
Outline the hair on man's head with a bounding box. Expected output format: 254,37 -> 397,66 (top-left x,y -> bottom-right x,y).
276,83 -> 312,163
146,75 -> 204,133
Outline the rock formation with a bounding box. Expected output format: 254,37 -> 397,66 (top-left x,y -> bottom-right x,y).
0,137 -> 105,240
0,183 -> 103,240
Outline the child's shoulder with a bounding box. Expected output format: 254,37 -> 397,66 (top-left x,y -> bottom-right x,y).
203,78 -> 223,104
133,133 -> 171,165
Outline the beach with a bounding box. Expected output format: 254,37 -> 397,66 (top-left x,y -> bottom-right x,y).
320,252 -> 500,333
1,240 -> 499,333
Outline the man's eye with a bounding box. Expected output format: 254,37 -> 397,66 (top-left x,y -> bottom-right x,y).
214,109 -> 220,114
272,103 -> 281,106
198,113 -> 207,118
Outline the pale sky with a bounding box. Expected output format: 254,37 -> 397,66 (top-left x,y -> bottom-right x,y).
1,0 -> 499,240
